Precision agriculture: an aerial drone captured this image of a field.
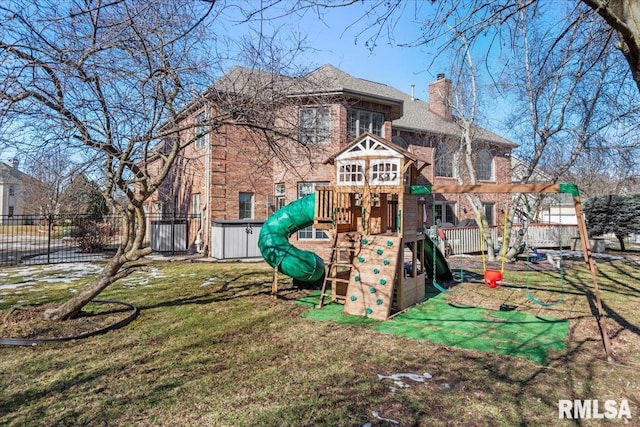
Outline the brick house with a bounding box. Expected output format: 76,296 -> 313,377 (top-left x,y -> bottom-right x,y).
146,64 -> 516,257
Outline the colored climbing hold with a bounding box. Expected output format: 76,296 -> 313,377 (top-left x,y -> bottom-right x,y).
369,287 -> 376,294
376,248 -> 384,255
365,308 -> 373,315
379,278 -> 387,285
350,295 -> 357,302
373,268 -> 380,274
358,256 -> 365,263
383,259 -> 390,265
361,238 -> 368,245
386,240 -> 393,247
376,298 -> 383,305
355,276 -> 361,282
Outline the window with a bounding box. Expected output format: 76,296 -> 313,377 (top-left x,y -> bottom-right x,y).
299,108 -> 330,144
483,203 -> 495,226
274,183 -> 286,210
434,202 -> 456,225
192,193 -> 201,216
239,192 -> 254,219
195,112 -> 208,148
8,206 -> 14,217
337,161 -> 365,185
297,182 -> 329,240
347,109 -> 384,140
370,160 -> 400,185
435,144 -> 454,178
8,186 -> 15,196
476,150 -> 494,181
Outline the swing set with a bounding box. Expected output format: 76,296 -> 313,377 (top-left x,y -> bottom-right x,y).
476,200 -> 566,307
422,182 -> 613,360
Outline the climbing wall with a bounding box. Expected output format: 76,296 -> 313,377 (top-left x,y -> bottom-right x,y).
343,235 -> 401,320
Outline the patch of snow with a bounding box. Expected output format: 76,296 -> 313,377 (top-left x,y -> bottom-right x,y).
0,282 -> 35,289
377,373 -> 432,383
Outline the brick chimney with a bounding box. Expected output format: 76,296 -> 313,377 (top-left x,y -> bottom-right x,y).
428,73 -> 452,121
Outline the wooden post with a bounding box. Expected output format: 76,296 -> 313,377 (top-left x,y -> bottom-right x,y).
573,195 -> 614,361
271,268 -> 278,297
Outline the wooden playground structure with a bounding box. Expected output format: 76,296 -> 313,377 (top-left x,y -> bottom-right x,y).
312,133 -> 431,320
270,133 -> 613,360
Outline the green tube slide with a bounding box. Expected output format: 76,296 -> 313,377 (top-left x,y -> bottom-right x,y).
425,236 -> 454,282
259,193 -> 453,284
258,194 -> 325,282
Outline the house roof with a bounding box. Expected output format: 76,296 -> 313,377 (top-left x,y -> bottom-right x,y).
0,161 -> 29,183
297,65 -> 515,148
211,64 -> 516,148
296,65 -> 404,120
213,64 -> 404,120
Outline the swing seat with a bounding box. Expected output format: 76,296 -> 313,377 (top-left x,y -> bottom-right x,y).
484,269 -> 502,288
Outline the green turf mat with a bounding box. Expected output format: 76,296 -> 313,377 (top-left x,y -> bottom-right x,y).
299,292 -> 568,364
294,290 -> 323,307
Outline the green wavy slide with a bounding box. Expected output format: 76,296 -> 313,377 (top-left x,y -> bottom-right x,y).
258,194 -> 325,282
258,193 -> 452,283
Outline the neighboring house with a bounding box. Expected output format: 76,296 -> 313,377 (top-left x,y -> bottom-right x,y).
511,155 -> 578,225
0,158 -> 37,222
147,65 -> 517,257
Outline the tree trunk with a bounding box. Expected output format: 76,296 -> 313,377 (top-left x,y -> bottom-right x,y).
44,257 -> 126,321
43,204 -> 151,321
582,0 -> 640,94
616,233 -> 626,251
469,194 -> 496,261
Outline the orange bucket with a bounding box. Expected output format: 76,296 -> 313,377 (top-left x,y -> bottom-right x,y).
484,269 -> 503,288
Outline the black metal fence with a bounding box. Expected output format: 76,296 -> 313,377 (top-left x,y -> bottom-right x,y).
0,213 -> 201,266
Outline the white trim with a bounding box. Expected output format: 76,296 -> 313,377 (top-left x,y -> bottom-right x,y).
370,159 -> 401,185
337,135 -> 403,161
337,160 -> 365,186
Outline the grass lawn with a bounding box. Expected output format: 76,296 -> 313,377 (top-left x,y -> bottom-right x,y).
0,256 -> 639,426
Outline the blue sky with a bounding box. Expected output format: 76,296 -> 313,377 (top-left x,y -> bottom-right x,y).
232,1 -> 454,102
292,4 -> 445,100
1,2 -> 510,164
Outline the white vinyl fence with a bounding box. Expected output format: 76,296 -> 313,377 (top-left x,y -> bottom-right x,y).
439,224 -> 579,255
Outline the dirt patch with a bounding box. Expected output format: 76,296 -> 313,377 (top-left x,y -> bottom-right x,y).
0,301 -> 135,340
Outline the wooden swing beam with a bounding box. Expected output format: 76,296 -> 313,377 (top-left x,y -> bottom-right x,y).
417,182 -> 614,361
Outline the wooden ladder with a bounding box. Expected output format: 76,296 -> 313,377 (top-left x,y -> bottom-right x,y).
317,233 -> 359,309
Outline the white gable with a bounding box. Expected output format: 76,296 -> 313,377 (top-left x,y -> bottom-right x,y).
336,136 -> 404,161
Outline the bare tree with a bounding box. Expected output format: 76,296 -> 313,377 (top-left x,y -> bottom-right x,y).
301,1 -> 640,259
21,148 -> 94,216
581,0 -> 640,93
300,0 -> 640,92
0,1 -> 309,321
445,34 -> 501,260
